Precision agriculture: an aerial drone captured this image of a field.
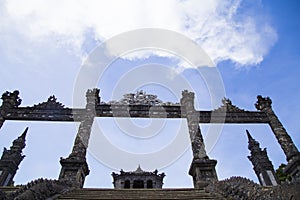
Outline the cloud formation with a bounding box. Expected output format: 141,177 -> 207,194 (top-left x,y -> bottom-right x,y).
2,0 -> 277,67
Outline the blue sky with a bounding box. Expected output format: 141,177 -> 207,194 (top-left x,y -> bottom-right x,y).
0,0 -> 299,188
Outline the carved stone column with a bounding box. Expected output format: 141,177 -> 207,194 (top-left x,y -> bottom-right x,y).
181,90 -> 217,188
255,96 -> 299,161
59,88 -> 100,188
256,95 -> 300,183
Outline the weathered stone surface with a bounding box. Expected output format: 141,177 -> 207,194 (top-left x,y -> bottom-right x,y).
0,128 -> 27,186
0,90 -> 269,124
59,88 -> 100,188
206,176 -> 300,200
284,154 -> 300,184
256,95 -> 299,162
0,89 -> 299,199
0,90 -> 21,110
181,90 -> 207,159
256,95 -> 300,183
189,158 -> 218,188
0,90 -> 22,130
181,90 -> 218,187
247,130 -> 279,186
4,178 -> 74,200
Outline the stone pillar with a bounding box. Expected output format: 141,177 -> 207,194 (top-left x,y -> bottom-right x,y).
180,90 -> 217,188
255,95 -> 300,183
59,88 -> 100,188
255,96 -> 299,161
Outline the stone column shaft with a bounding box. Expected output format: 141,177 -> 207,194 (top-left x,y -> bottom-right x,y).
181,90 -> 207,159
181,90 -> 217,188
268,110 -> 298,161
256,95 -> 300,184
256,96 -> 299,161
59,88 -> 100,188
69,114 -> 94,159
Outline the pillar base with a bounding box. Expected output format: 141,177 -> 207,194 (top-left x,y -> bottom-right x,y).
189,158 -> 218,188
59,157 -> 90,188
284,153 -> 300,184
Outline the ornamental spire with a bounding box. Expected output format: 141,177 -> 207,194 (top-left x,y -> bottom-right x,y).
0,127 -> 28,186
246,130 -> 279,186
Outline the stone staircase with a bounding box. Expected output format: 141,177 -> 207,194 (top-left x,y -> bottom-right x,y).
57,188 -> 225,200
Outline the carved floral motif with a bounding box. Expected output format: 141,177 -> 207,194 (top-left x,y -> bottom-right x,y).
32,96 -> 68,110
108,90 -> 179,106
214,98 -> 245,112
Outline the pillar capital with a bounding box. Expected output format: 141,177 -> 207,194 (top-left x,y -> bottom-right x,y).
182,90 -> 195,99
255,95 -> 272,111
181,90 -> 195,110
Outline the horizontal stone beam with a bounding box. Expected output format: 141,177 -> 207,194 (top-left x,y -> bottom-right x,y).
197,111 -> 269,123
1,105 -> 269,124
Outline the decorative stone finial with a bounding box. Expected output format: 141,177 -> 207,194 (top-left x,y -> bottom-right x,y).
255,95 -> 272,111
1,90 -> 22,109
246,130 -> 260,153
181,90 -> 196,110
86,88 -> 100,106
135,164 -> 144,173
12,127 -> 28,150
182,90 -> 194,99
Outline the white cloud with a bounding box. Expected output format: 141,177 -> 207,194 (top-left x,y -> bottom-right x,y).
1,0 -> 277,67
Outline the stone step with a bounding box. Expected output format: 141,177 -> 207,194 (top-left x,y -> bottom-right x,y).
58,188 -> 224,200
0,186 -> 20,194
